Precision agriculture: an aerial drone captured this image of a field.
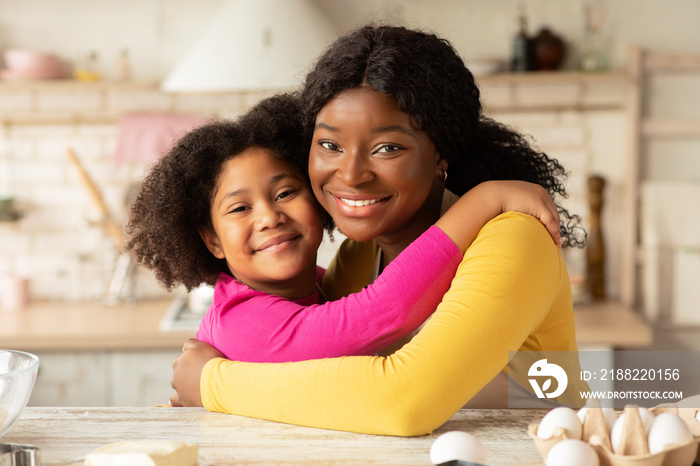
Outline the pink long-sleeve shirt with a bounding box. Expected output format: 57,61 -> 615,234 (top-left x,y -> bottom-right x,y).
195,226 -> 461,362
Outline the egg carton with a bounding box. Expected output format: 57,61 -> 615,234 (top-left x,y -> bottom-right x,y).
528,403 -> 700,466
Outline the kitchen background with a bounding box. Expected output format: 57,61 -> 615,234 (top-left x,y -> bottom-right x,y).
0,0 -> 699,405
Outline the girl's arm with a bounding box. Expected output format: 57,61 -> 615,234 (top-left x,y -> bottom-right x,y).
197,180 -> 561,363
200,226 -> 461,361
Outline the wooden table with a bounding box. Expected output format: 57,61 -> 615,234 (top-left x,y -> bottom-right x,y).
2,407 -> 546,465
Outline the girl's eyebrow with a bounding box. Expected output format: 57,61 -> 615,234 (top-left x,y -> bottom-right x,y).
218,188 -> 247,209
315,122 -> 414,136
269,173 -> 297,184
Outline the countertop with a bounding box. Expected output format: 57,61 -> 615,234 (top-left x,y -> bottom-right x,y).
0,299 -> 652,352
0,299 -> 194,351
573,300 -> 653,347
2,407 -> 546,465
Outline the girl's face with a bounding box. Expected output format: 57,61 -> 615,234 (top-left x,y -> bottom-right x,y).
309,87 -> 445,244
201,147 -> 323,299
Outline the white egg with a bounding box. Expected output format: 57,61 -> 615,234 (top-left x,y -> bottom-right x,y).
545,439 -> 600,466
577,407 -> 617,432
647,412 -> 694,454
537,407 -> 582,440
610,407 -> 655,453
638,407 -> 656,432
429,431 -> 488,465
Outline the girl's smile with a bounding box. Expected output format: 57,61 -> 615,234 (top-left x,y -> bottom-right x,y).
253,232 -> 302,253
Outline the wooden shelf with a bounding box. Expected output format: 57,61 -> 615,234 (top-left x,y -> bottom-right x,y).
475,70 -> 629,112
644,53 -> 700,72
0,72 -> 630,90
0,78 -> 157,90
476,70 -> 628,84
642,118 -> 700,138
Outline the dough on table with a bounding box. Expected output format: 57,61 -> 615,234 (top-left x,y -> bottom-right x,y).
84,440 -> 197,466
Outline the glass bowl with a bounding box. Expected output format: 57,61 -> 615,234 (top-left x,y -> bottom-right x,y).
0,349 -> 39,438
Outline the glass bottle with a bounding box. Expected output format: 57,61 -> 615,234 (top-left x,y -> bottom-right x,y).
580,5 -> 608,72
74,51 -> 101,82
116,48 -> 131,82
511,4 -> 532,72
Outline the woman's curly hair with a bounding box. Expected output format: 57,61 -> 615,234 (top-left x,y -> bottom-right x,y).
301,25 -> 586,247
125,93 -> 331,291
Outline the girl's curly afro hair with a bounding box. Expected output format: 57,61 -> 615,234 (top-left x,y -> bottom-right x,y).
301,25 -> 586,247
125,93 -> 331,291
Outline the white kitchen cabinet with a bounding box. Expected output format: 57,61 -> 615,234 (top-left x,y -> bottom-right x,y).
29,351 -> 108,407
29,349 -> 180,407
108,350 -> 179,406
1,299 -> 192,407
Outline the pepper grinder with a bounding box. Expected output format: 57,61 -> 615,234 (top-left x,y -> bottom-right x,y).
586,175 -> 606,300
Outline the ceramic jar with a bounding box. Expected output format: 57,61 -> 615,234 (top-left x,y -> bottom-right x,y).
532,28 -> 566,71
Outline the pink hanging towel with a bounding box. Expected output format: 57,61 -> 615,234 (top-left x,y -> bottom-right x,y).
113,112 -> 209,165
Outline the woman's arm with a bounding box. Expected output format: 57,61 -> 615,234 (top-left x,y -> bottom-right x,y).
197,180 -> 561,363
174,213 -> 572,435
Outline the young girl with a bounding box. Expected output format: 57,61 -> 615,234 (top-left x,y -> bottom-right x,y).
126,93 -> 561,363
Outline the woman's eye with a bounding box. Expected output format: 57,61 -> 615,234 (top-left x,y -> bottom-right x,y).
319,141 -> 340,151
375,144 -> 402,154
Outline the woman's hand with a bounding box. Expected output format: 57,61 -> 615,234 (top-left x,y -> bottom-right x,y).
436,180 -> 562,254
170,338 -> 224,407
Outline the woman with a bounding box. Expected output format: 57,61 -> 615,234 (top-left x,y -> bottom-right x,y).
170,25 -> 587,436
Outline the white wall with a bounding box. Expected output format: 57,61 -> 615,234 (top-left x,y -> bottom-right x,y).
0,0 -> 698,307
0,0 -> 226,83
1,0 -> 699,82
2,0 -> 698,182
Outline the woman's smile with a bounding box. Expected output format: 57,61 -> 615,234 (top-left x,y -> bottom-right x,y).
331,192 -> 392,216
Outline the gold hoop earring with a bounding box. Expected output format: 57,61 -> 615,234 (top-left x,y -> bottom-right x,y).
438,170 -> 448,182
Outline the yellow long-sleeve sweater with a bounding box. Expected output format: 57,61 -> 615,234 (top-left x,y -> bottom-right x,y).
201,212 -> 585,436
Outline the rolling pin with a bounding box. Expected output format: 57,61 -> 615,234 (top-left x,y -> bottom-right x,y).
66,148 -> 124,251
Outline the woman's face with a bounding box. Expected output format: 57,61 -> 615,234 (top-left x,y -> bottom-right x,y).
309,87 -> 444,244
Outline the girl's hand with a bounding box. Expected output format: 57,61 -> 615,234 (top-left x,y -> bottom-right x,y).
170,338 -> 225,407
485,180 -> 562,247
436,180 -> 562,253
